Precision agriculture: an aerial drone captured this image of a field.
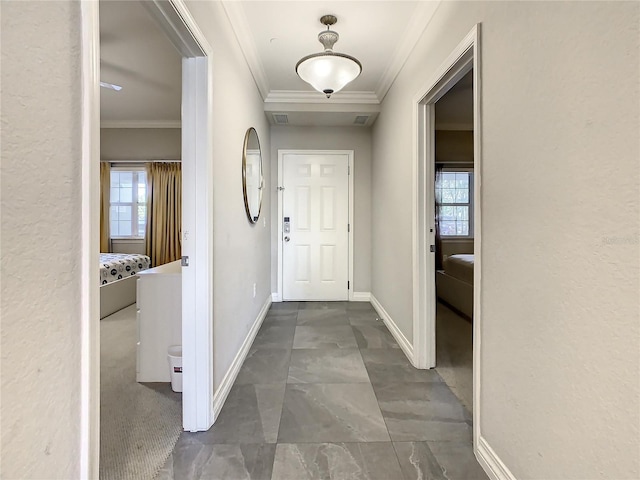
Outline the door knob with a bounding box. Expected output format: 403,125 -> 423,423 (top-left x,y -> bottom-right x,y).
284,236 -> 290,242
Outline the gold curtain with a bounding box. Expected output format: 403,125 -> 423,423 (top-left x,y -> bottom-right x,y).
100,162 -> 111,252
145,162 -> 182,266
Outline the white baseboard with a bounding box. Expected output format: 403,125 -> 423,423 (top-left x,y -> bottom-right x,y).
212,295 -> 272,422
370,294 -> 415,364
476,436 -> 516,480
272,292 -> 281,302
351,291 -> 371,302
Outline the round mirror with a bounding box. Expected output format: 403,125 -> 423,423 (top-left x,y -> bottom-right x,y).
242,127 -> 263,224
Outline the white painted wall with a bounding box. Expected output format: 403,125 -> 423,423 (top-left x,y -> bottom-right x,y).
100,128 -> 181,160
184,1 -> 271,392
372,1 -> 639,477
1,2 -> 83,478
436,130 -> 473,164
270,126 -> 372,294
111,239 -> 146,255
441,239 -> 473,259
2,1 -> 271,476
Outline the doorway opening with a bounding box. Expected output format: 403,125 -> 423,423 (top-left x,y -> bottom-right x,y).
433,70 -> 475,413
98,3 -> 184,476
81,1 -> 214,477
412,24 -> 481,448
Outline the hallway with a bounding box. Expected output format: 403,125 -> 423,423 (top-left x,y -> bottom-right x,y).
157,302 -> 487,479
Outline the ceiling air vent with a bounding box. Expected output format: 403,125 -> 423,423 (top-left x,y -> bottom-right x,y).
353,115 -> 369,126
273,113 -> 289,125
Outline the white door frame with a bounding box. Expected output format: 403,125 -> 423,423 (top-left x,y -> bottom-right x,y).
411,24 -> 482,442
80,1 -> 214,477
276,150 -> 355,302
80,4 -> 101,476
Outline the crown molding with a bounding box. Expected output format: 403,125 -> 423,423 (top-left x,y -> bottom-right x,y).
375,0 -> 442,101
264,103 -> 381,116
100,120 -> 181,129
222,2 -> 270,100
265,90 -> 380,105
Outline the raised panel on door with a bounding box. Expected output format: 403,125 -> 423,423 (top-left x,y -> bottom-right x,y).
320,244 -> 336,282
294,244 -> 311,283
295,186 -> 311,231
282,153 -> 349,301
320,186 -> 336,231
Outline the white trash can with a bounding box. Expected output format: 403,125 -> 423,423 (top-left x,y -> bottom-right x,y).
167,345 -> 182,393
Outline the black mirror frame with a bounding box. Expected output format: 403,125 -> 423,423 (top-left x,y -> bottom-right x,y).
242,127 -> 263,224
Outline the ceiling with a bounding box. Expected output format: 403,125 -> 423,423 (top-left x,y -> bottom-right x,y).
100,1 -> 466,128
225,1 -> 440,126
100,0 -> 182,127
224,2 -> 438,97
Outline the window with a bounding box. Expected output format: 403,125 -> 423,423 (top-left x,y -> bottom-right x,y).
436,169 -> 473,237
110,169 -> 147,238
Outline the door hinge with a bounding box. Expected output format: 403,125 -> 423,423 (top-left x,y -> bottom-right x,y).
429,245 -> 435,253
181,256 -> 190,266
348,281 -> 350,290
348,165 -> 351,175
348,223 -> 350,233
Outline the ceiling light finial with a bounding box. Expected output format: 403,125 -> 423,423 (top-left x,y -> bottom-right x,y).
296,14 -> 362,98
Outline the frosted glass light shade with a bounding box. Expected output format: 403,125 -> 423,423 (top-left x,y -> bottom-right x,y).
296,52 -> 362,97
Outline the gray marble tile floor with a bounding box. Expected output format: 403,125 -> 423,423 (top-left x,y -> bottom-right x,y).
157,301 -> 488,480
352,325 -> 400,349
262,312 -> 298,326
287,349 -> 369,384
346,309 -> 381,326
292,325 -> 359,349
296,308 -> 349,326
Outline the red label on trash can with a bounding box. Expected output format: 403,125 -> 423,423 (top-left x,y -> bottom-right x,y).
174,367 -> 182,373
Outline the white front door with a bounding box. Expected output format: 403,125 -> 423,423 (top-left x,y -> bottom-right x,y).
282,152 -> 349,301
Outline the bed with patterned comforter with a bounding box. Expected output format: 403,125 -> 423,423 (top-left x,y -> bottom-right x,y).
436,254 -> 474,318
100,253 -> 151,286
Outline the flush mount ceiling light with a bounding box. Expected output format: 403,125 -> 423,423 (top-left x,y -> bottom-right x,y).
296,15 -> 362,98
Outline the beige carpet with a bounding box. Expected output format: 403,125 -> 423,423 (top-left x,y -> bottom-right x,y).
100,305 -> 182,480
435,302 -> 474,413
